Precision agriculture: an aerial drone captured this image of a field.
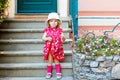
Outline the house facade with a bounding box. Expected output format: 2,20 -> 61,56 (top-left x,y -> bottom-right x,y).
7,0 -> 78,40
78,0 -> 120,38
7,0 -> 120,38
1,0 -> 120,79
0,0 -> 75,79
8,0 -> 69,17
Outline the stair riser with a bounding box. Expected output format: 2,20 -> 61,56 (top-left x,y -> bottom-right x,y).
0,32 -> 70,39
0,44 -> 71,51
0,69 -> 72,77
0,21 -> 69,29
0,55 -> 72,63
0,77 -> 73,80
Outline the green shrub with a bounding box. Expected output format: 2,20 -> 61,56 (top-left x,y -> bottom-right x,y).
0,0 -> 9,22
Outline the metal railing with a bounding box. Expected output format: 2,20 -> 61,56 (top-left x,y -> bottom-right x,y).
104,22 -> 120,35
81,22 -> 120,38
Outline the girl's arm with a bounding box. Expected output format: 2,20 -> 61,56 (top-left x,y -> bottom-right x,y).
42,32 -> 52,42
61,33 -> 66,42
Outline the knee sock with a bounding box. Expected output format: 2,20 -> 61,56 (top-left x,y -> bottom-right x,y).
55,64 -> 61,73
47,65 -> 52,73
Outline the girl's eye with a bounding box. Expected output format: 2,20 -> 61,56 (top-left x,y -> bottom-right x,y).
54,21 -> 57,22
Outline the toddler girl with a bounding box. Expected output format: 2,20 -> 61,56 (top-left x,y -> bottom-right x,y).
42,12 -> 65,79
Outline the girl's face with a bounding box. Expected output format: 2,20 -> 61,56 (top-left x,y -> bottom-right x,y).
49,19 -> 58,28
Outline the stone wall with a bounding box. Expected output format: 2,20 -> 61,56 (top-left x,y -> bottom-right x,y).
73,50 -> 120,80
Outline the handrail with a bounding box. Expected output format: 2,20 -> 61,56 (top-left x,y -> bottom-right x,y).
69,15 -> 74,33
104,22 -> 120,35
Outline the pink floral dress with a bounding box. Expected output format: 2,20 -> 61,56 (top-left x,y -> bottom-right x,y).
43,27 -> 64,61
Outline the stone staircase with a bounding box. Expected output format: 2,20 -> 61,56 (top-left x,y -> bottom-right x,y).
0,17 -> 73,80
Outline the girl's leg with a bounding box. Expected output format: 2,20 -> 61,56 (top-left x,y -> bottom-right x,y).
48,53 -> 53,65
54,59 -> 62,79
46,53 -> 53,79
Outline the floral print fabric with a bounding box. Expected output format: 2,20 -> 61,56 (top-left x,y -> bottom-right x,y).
43,28 -> 64,61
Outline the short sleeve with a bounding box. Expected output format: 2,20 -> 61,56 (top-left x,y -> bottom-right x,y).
43,28 -> 47,32
59,28 -> 63,33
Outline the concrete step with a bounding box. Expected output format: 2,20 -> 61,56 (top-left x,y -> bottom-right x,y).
0,63 -> 73,77
15,14 -> 48,19
0,39 -> 72,51
0,39 -> 72,43
0,50 -> 72,63
0,17 -> 70,29
0,76 -> 73,80
0,28 -> 71,39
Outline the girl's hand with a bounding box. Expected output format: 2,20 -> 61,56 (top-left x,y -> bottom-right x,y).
61,33 -> 66,42
42,32 -> 52,42
61,36 -> 66,42
47,37 -> 52,41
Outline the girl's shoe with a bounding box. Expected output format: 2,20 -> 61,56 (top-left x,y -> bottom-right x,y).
46,73 -> 52,79
56,73 -> 62,79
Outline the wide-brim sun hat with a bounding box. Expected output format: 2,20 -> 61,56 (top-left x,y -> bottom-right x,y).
47,12 -> 61,21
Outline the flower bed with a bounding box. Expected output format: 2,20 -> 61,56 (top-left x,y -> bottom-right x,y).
73,32 -> 120,80
75,33 -> 120,57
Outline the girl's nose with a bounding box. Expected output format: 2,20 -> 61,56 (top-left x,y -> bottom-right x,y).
52,20 -> 56,22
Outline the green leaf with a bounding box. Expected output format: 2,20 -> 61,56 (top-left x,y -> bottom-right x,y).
0,19 -> 3,23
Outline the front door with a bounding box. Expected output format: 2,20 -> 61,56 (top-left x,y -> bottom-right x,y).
17,0 -> 57,13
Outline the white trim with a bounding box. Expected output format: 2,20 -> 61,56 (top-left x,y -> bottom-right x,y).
58,0 -> 68,17
8,0 -> 68,18
8,0 -> 15,18
78,16 -> 120,19
78,16 -> 120,26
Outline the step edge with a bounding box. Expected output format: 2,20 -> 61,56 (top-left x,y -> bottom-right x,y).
0,63 -> 73,69
4,17 -> 71,22
0,76 -> 73,80
0,28 -> 71,32
0,50 -> 72,56
0,39 -> 72,43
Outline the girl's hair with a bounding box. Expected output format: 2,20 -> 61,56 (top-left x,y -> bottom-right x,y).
47,19 -> 61,28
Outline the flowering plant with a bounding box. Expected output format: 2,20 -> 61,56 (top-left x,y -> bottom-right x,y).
75,33 -> 120,56
0,0 -> 9,23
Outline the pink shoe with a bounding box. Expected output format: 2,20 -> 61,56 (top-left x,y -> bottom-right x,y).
46,73 -> 52,79
56,73 -> 62,79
